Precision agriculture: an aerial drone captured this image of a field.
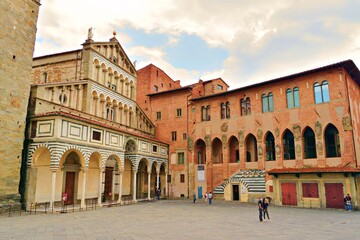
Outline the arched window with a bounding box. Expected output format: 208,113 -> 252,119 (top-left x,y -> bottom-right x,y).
106,105 -> 110,120
226,102 -> 230,119
293,87 -> 300,107
221,103 -> 226,119
262,92 -> 274,112
314,81 -> 330,104
110,107 -> 114,121
286,87 -> 300,108
240,97 -> 251,116
262,94 -> 268,112
265,132 -> 276,161
283,130 -> 295,160
303,127 -> 317,159
201,106 -> 206,121
206,105 -> 211,121
325,124 -> 341,157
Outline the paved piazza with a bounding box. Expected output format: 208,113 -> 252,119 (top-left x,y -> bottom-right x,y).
0,200 -> 359,240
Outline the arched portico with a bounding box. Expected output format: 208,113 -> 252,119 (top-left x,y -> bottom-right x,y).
102,155 -> 119,202
59,150 -> 85,206
150,162 -> 158,198
30,147 -> 52,204
136,158 -> 149,199
159,163 -> 167,198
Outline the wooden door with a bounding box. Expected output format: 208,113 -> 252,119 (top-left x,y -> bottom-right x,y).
65,172 -> 75,205
281,182 -> 297,206
325,183 -> 344,209
104,167 -> 113,199
232,185 -> 239,201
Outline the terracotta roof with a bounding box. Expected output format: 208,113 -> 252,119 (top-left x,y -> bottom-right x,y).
201,77 -> 229,87
147,86 -> 193,96
33,49 -> 81,60
268,166 -> 360,174
192,59 -> 360,101
32,111 -> 169,146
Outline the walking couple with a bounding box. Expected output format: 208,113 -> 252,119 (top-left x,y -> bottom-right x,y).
258,197 -> 270,222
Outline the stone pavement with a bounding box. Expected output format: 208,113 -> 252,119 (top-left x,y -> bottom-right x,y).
0,199 -> 359,240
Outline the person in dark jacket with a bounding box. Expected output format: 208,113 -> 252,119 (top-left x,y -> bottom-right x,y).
258,198 -> 263,222
344,194 -> 352,211
262,198 -> 270,221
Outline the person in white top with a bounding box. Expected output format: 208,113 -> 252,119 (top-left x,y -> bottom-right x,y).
208,192 -> 213,205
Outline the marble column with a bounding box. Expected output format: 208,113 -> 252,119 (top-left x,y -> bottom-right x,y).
165,172 -> 168,199
147,171 -> 151,200
117,171 -> 123,204
98,169 -> 103,206
80,168 -> 87,208
132,170 -> 137,202
156,172 -> 160,190
50,170 -> 57,209
111,170 -> 115,201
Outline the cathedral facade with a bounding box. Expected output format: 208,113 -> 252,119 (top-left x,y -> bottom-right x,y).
24,32 -> 169,208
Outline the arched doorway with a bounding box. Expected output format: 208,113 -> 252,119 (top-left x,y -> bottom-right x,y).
87,152 -> 101,200
283,129 -> 295,160
194,139 -> 206,165
61,151 -> 83,205
265,131 -> 275,161
228,136 -> 240,163
32,147 -> 51,204
122,159 -> 133,197
324,124 -> 341,157
103,156 -> 119,202
137,159 -> 149,199
212,138 -> 223,164
303,127 -> 317,159
150,162 -> 158,198
245,134 -> 257,162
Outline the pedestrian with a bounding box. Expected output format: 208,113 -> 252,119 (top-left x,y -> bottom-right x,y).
262,198 -> 270,221
258,197 -> 263,222
193,192 -> 197,204
208,192 -> 213,205
204,192 -> 208,202
344,193 -> 352,211
156,188 -> 160,200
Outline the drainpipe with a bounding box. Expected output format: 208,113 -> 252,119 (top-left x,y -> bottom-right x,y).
186,91 -> 192,198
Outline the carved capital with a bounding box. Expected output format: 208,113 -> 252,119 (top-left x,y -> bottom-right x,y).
257,129 -> 263,141
315,121 -> 322,139
238,130 -> 244,147
221,123 -> 228,132
342,116 -> 352,131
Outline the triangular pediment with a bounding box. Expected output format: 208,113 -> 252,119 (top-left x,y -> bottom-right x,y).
83,32 -> 136,75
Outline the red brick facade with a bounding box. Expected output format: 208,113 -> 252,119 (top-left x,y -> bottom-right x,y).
138,60 -> 360,209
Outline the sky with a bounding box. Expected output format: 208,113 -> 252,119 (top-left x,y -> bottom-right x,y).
34,0 -> 360,89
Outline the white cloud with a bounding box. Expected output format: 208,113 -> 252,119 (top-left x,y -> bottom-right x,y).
35,0 -> 360,89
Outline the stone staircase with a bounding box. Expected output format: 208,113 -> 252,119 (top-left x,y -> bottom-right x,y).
213,169 -> 266,195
